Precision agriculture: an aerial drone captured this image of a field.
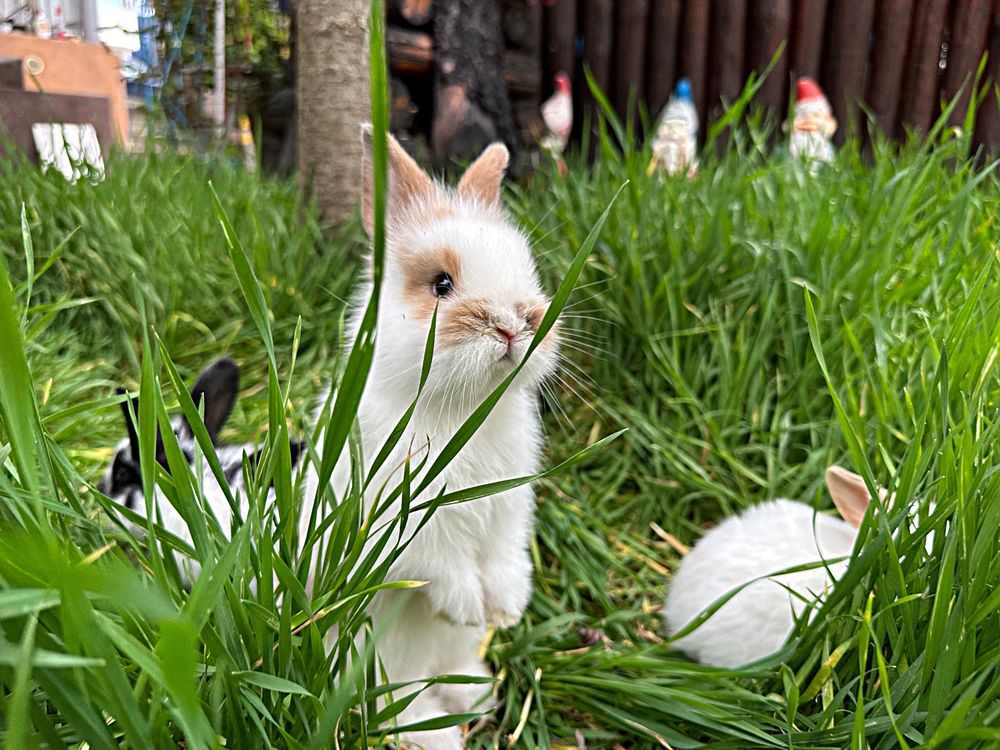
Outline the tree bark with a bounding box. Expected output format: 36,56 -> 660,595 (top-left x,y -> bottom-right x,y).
297,0 -> 370,227
432,0 -> 518,167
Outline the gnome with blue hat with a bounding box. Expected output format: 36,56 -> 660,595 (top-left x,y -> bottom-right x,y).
650,78 -> 699,177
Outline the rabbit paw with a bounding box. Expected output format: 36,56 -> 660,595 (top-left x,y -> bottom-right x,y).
426,573 -> 485,627
482,566 -> 531,628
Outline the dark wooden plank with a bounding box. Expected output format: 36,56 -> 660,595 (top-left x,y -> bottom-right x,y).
900,0 -> 949,133
644,0 -> 682,115
0,89 -> 114,162
543,0 -> 577,91
942,0 -> 992,126
747,0 -> 791,112
0,56 -> 22,89
973,1 -> 1000,151
710,0 -> 747,119
503,0 -> 542,50
387,26 -> 434,75
613,0 -> 650,118
867,0 -> 916,138
580,0 -> 614,136
821,0 -> 875,142
790,0 -> 828,78
504,50 -> 542,95
581,0 -> 614,97
680,0 -> 711,127
390,76 -> 418,132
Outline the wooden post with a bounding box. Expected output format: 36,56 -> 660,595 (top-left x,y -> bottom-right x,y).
942,0 -> 992,127
613,0 -> 650,120
710,0 -> 747,122
543,0 -> 577,91
581,0 -> 614,101
867,0 -> 915,138
680,0 -> 711,129
790,0 -> 827,79
821,0 -> 874,143
747,0 -> 791,113
900,0 -> 949,134
974,3 -> 1000,151
213,0 -> 226,134
580,0 -> 613,147
644,0 -> 682,116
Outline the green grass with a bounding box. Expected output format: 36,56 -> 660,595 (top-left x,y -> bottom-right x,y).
1,55 -> 999,750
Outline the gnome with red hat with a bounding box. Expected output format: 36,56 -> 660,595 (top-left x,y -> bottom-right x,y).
790,77 -> 837,169
540,72 -> 573,174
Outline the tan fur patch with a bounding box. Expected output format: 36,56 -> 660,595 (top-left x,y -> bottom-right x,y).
401,246 -> 463,321
457,143 -> 509,207
439,297 -> 492,344
362,129 -> 435,237
516,301 -> 547,333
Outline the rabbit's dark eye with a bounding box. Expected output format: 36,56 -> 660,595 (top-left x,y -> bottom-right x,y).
432,272 -> 454,298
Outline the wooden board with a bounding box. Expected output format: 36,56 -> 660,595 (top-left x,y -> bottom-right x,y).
644,0 -> 682,116
0,33 -> 126,142
867,0 -> 916,138
942,0 -> 992,126
747,0 -> 791,113
0,89 -> 115,163
790,0 -> 827,78
821,0 -> 875,142
900,0 -> 949,133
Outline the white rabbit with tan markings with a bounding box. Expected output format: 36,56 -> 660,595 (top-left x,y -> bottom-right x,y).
306,129 -> 560,749
662,466 -> 875,668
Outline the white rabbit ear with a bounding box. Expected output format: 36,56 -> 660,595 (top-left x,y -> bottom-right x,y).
361,124 -> 435,237
457,143 -> 509,207
826,465 -> 871,529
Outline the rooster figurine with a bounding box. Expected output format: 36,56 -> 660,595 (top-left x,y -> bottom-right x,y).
540,72 -> 573,175
649,78 -> 698,178
789,77 -> 836,172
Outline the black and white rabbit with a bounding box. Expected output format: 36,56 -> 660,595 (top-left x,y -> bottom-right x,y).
100,358 -> 304,569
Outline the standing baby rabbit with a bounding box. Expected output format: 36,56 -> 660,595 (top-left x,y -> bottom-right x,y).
662,466 -> 872,668
101,357 -> 303,574
306,130 -> 560,749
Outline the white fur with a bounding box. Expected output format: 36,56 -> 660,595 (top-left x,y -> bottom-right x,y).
662,499 -> 857,668
305,176 -> 558,747
103,427 -> 263,580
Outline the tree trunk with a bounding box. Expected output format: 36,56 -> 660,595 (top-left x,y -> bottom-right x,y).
297,0 -> 370,227
432,0 -> 518,168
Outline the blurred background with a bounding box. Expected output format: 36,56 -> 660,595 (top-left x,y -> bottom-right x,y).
2,0 -> 998,219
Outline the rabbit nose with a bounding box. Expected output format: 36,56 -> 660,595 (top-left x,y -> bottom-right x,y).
494,326 -> 516,346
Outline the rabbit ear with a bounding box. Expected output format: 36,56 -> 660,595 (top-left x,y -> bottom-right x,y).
185,358 -> 240,443
457,143 -> 509,207
826,465 -> 871,529
361,124 -> 435,237
116,388 -> 141,464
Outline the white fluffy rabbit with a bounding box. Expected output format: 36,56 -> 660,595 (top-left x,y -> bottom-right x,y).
100,358 -> 304,578
662,465 -> 872,668
305,130 -> 560,749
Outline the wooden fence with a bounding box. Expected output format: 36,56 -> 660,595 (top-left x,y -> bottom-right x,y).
388,0 -> 1000,154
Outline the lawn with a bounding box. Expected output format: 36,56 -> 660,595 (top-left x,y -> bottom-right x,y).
0,96 -> 998,747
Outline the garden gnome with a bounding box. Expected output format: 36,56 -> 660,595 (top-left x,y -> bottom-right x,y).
649,78 -> 698,177
790,77 -> 837,170
540,72 -> 573,174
